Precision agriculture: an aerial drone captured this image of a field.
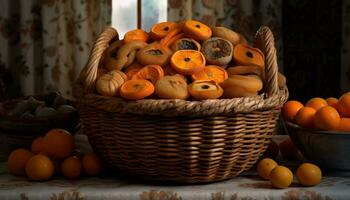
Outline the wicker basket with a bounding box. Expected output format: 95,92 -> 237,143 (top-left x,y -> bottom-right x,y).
74,26 -> 289,183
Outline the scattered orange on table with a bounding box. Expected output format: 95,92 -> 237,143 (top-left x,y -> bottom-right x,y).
82,153 -> 103,176
43,129 -> 75,160
31,136 -> 45,154
257,158 -> 278,180
269,165 -> 293,189
296,163 -> 322,186
61,156 -> 82,179
7,149 -> 34,176
25,154 -> 54,181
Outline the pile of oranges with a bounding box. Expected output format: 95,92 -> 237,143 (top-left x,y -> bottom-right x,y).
257,158 -> 322,189
7,129 -> 103,181
282,92 -> 350,131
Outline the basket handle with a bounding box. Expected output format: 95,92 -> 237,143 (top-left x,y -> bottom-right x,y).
77,27 -> 119,95
255,26 -> 279,97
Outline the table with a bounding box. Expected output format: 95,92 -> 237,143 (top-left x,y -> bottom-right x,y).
1,162 -> 350,200
1,135 -> 350,200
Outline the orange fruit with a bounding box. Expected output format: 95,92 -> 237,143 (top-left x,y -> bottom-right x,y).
43,129 -> 75,159
269,165 -> 293,189
337,93 -> 350,117
337,118 -> 350,132
306,97 -> 328,111
61,156 -> 82,179
296,163 -> 322,186
7,149 -> 34,176
279,138 -> 299,160
82,153 -> 103,176
31,136 -> 45,154
326,97 -> 338,108
282,100 -> 304,122
314,106 -> 341,130
294,107 -> 316,128
25,154 -> 54,181
257,158 -> 278,180
123,29 -> 149,43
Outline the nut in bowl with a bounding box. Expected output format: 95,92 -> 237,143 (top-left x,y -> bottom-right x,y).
283,121 -> 350,176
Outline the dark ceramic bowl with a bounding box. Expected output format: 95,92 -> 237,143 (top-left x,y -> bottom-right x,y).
284,121 -> 350,176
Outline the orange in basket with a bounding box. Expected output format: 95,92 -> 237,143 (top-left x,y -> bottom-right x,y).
125,62 -> 143,80
170,50 -> 206,75
120,79 -> 155,100
233,44 -> 265,68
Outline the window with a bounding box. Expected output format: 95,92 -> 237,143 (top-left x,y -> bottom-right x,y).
111,0 -> 168,37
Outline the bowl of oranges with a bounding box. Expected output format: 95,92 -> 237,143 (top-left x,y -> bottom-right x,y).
282,93 -> 350,175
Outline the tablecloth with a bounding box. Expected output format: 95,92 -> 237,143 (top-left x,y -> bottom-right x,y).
1,161 -> 350,200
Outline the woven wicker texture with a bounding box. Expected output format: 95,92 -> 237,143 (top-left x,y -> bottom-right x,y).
75,26 -> 289,183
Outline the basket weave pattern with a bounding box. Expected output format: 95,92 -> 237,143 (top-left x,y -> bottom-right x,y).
75,26 -> 289,183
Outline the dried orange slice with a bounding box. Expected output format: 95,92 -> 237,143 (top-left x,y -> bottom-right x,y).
191,65 -> 228,84
188,80 -> 223,100
132,64 -> 164,84
125,62 -> 143,80
233,44 -> 265,68
124,29 -> 150,43
170,50 -> 206,75
120,79 -> 155,100
150,22 -> 179,40
182,20 -> 212,41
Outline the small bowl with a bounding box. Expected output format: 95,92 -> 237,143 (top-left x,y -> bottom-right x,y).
283,121 -> 350,176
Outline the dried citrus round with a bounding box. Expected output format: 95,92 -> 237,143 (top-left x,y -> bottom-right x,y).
82,153 -> 103,176
269,165 -> 293,189
296,163 -> 322,186
171,38 -> 201,51
61,156 -> 82,179
150,21 -> 179,40
182,20 -> 212,41
125,62 -> 143,80
201,37 -> 233,66
282,100 -> 304,122
188,80 -> 223,100
132,64 -> 164,84
155,75 -> 189,100
25,154 -> 54,181
257,158 -> 278,180
170,50 -> 206,75
120,79 -> 155,100
314,106 -> 340,130
43,129 -> 75,159
233,44 -> 265,68
191,65 -> 228,83
7,149 -> 34,176
124,29 -> 149,43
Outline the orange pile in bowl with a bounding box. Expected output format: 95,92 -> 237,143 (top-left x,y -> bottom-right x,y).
97,20 -> 287,101
282,92 -> 350,132
7,129 -> 103,181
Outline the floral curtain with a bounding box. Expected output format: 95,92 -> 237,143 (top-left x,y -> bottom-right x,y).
167,0 -> 283,71
0,0 -> 111,100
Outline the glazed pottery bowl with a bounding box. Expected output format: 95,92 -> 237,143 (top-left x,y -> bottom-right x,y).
284,121 -> 350,176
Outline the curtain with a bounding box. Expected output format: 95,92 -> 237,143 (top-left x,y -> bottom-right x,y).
167,0 -> 283,71
341,0 -> 350,93
0,0 -> 111,99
